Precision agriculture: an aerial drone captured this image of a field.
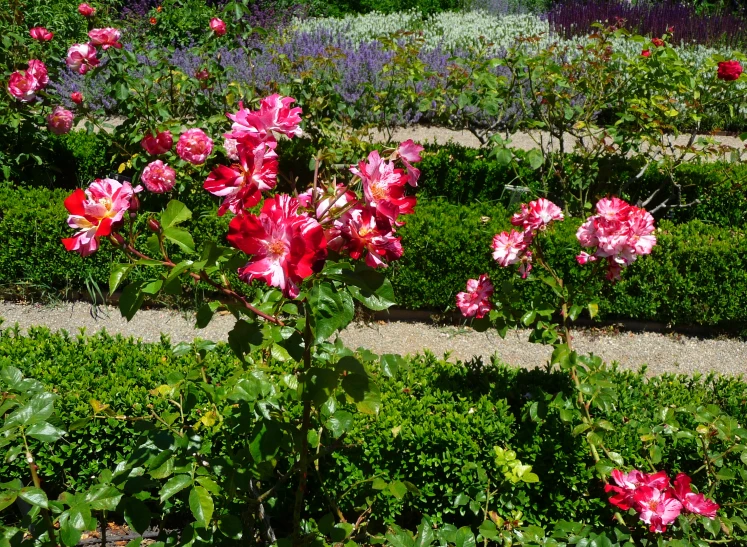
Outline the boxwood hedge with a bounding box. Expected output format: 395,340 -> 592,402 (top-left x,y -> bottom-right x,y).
1,329 -> 746,530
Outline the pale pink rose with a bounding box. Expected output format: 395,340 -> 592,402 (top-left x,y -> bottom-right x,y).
511,198 -> 564,234
29,27 -> 54,41
223,137 -> 239,161
491,230 -> 526,267
78,3 -> 96,16
633,487 -> 682,533
209,17 -> 226,36
27,60 -> 48,90
7,71 -> 39,102
47,106 -> 74,135
88,28 -> 122,50
141,160 -> 176,193
456,274 -> 493,318
673,473 -> 719,519
66,43 -> 99,74
176,128 -> 213,165
71,92 -> 84,104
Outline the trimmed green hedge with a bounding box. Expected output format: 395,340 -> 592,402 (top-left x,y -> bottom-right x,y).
2,330 -> 746,530
416,144 -> 747,228
3,184 -> 747,327
393,199 -> 747,326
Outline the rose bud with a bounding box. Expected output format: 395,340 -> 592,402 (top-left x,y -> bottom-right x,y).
148,218 -> 162,233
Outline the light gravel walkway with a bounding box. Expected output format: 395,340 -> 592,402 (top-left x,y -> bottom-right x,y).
0,302 -> 744,377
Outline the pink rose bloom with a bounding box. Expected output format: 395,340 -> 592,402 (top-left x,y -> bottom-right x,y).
141,160 -> 176,193
397,139 -> 424,187
227,194 -> 327,299
673,473 -> 719,519
332,206 -> 403,269
78,3 -> 96,16
596,197 -> 630,222
577,198 -> 656,279
195,68 -> 209,81
177,128 -> 213,165
717,60 -> 743,81
141,130 -> 173,155
633,487 -> 682,533
351,150 -> 415,223
71,91 -> 84,104
30,27 -> 54,41
62,178 -> 135,256
456,274 -> 493,319
7,71 -> 39,102
227,94 -> 303,141
641,49 -> 651,57
209,17 -> 226,36
492,230 -> 526,267
66,43 -> 99,75
511,198 -> 564,232
204,134 -> 278,216
605,469 -> 669,511
88,28 -> 122,50
27,60 -> 48,90
47,106 -> 74,135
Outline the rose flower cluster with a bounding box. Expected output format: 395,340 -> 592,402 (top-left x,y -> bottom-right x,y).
61,94 -> 421,301
575,197 -> 656,281
606,468 -> 718,533
456,196 -> 659,319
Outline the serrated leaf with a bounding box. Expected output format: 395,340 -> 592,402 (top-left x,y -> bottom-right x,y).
163,227 -> 195,254
18,487 -> 47,508
109,263 -> 132,294
159,474 -> 192,502
189,486 -> 214,528
26,422 -> 65,442
85,485 -> 122,511
161,200 -> 192,228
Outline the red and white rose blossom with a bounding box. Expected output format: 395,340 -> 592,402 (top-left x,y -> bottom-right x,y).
66,43 -> 99,75
606,468 -> 718,533
204,134 -> 278,216
576,197 -> 656,280
456,274 -> 493,318
62,178 -> 138,256
226,195 -> 327,299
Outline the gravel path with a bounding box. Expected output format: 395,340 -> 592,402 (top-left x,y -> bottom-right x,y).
1,302 -> 745,377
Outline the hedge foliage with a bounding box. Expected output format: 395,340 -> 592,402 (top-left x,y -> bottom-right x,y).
4,181 -> 747,326
416,144 -> 747,228
393,198 -> 747,327
2,329 -> 746,530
